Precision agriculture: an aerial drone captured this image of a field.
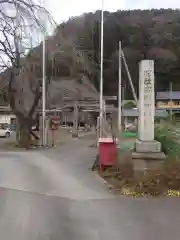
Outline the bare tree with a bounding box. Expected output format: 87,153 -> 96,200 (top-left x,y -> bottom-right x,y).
0,0 -> 53,148
0,1 -> 95,148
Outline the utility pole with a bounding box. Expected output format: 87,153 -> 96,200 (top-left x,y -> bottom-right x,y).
121,50 -> 138,105
170,81 -> 173,121
40,0 -> 47,146
42,35 -> 46,146
99,0 -> 104,138
118,41 -> 122,133
15,1 -> 21,143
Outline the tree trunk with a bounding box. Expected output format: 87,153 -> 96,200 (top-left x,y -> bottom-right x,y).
18,119 -> 31,149
16,118 -> 20,145
72,102 -> 78,138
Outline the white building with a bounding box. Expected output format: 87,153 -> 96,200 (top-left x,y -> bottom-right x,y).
0,106 -> 16,127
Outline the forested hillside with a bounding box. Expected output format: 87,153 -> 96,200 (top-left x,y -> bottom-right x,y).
1,9 -> 180,101
72,9 -> 180,99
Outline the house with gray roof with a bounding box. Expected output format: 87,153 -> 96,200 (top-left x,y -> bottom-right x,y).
156,91 -> 180,120
156,91 -> 180,100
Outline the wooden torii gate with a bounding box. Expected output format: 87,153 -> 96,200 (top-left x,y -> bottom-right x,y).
69,96 -> 117,138
36,95 -> 117,143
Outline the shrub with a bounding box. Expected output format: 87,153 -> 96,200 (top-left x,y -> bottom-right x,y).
155,124 -> 180,156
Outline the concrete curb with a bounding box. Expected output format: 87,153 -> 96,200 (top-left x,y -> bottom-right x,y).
94,171 -> 115,191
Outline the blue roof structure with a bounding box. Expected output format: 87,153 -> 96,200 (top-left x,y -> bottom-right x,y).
156,91 -> 180,100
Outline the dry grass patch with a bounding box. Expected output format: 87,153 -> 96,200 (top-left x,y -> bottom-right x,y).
99,159 -> 180,197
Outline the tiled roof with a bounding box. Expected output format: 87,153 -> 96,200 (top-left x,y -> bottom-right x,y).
156,91 -> 180,100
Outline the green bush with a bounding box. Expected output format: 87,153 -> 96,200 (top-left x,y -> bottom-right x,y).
123,101 -> 136,109
155,124 -> 180,156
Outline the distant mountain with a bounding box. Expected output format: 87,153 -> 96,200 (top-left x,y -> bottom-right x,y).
1,8 -> 180,105
72,9 -> 180,98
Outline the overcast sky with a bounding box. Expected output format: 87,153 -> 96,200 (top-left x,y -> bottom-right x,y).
45,0 -> 179,24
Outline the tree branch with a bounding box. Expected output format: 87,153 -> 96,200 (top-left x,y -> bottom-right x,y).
0,40 -> 14,63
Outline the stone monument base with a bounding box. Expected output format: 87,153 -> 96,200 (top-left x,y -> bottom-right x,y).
132,156 -> 165,180
132,139 -> 166,178
135,139 -> 161,153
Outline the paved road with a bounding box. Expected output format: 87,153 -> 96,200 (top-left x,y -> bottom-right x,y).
0,139 -> 180,239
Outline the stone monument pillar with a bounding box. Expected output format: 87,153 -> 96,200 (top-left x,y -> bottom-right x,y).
138,60 -> 155,142
132,60 -> 165,166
